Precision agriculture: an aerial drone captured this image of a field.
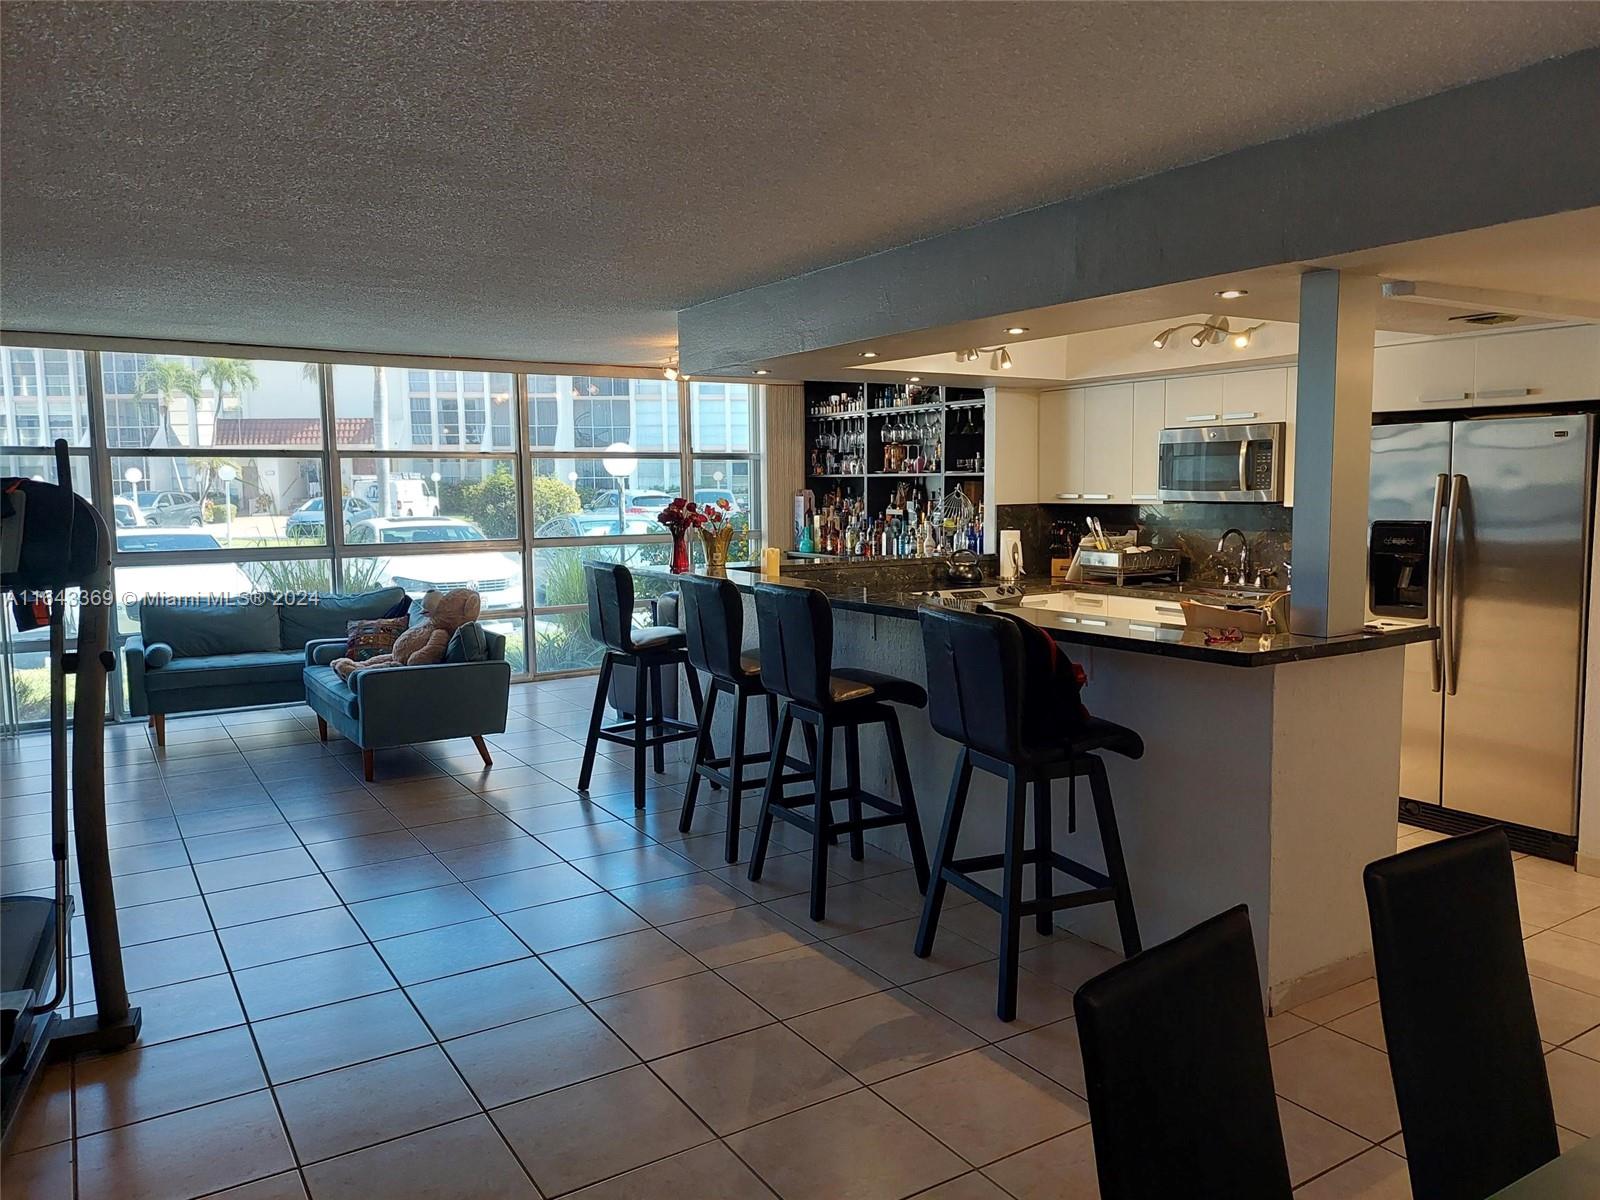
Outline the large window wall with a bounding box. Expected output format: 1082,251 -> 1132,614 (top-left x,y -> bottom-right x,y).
1,341 -> 764,725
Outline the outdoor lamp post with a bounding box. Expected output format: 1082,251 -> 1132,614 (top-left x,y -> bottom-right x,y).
602,442 -> 637,534
218,464 -> 237,545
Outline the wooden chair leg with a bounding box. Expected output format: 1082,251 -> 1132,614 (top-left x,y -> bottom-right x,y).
577,653 -> 614,792
362,748 -> 375,781
997,767 -> 1027,1022
151,713 -> 166,747
1034,777 -> 1054,936
915,748 -> 970,958
317,716 -> 328,743
471,735 -> 493,768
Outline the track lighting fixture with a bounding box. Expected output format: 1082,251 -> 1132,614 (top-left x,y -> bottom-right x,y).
1151,316 -> 1268,353
994,347 -> 1013,370
1151,330 -> 1171,349
954,346 -> 1013,368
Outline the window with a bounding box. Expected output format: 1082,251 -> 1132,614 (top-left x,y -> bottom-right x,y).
43,350 -> 74,396
465,395 -> 486,445
573,395 -> 630,448
529,398 -> 559,448
439,395 -> 460,446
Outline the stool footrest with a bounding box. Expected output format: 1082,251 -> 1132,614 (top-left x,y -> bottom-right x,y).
938,867 -> 1116,918
598,718 -> 699,748
945,851 -> 1112,892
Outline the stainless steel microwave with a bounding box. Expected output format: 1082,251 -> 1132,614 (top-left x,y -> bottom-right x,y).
1157,422 -> 1285,502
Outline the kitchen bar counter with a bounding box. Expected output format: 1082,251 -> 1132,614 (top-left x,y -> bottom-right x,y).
639,557 -> 1409,1011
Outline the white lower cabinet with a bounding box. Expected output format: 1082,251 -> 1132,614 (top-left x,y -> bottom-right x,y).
1109,595 -> 1187,625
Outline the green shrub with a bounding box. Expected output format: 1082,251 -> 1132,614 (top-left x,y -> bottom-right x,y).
438,465 -> 524,539
531,474 -> 582,529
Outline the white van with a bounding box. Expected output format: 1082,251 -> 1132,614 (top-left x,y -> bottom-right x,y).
352,474 -> 440,518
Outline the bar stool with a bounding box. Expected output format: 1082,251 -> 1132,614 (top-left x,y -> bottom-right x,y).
747,583 -> 931,921
675,574 -> 811,862
577,562 -> 703,808
915,604 -> 1142,1021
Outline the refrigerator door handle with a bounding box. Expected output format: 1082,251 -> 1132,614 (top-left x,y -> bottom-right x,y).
1428,473 -> 1448,693
1443,473 -> 1466,696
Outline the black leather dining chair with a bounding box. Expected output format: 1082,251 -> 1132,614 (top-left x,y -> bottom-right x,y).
1364,827 -> 1558,1200
1073,904 -> 1292,1200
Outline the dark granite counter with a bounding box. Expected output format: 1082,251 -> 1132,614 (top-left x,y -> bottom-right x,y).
638,561 -> 1435,668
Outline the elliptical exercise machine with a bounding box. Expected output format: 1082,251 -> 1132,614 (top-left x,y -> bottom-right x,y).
1,439 -> 141,1147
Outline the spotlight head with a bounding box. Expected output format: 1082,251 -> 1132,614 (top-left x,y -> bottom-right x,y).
1152,330 -> 1172,349
1191,331 -> 1209,348
997,348 -> 1014,370
1232,331 -> 1251,349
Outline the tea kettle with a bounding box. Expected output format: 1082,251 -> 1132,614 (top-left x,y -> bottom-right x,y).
942,549 -> 984,585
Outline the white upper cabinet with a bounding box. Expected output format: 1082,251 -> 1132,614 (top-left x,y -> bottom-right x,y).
1131,380 -> 1166,501
1472,326 -> 1600,406
1081,383 -> 1134,502
1372,338 -> 1476,411
1038,387 -> 1086,501
1163,374 -> 1225,426
1220,369 -> 1289,424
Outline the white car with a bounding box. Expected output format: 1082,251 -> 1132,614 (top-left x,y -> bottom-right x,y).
114,530 -> 257,633
346,517 -> 523,612
113,497 -> 148,528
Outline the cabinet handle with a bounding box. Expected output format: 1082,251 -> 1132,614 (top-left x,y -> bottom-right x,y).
1222,411 -> 1257,421
1128,622 -> 1158,632
1419,393 -> 1470,404
1053,493 -> 1081,500
1079,617 -> 1109,627
1154,604 -> 1184,615
1184,413 -> 1220,423
1471,387 -> 1534,401
1074,596 -> 1105,607
1081,493 -> 1111,500
1130,493 -> 1160,501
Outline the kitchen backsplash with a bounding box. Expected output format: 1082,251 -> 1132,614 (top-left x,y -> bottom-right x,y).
997,501 -> 1292,585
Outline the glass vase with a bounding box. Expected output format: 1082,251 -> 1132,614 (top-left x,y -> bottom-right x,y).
670,528 -> 691,574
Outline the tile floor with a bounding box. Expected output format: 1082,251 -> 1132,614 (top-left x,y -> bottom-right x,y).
3,678 -> 1599,1199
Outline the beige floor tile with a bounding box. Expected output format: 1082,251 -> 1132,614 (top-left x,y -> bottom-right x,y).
709,852 -> 838,903
194,847 -> 319,893
787,989 -> 983,1084
405,957 -> 578,1041
499,891 -> 648,953
1269,1010 -> 1318,1046
325,855 -> 457,904
493,1065 -> 711,1197
305,830 -> 428,873
982,1124 -> 1100,1200
828,916 -> 994,985
252,990 -> 433,1084
288,807 -> 403,845
301,1114 -> 538,1200
996,1016 -> 1086,1097
274,1044 -> 479,1164
207,874 -> 342,928
1571,1023 -> 1600,1061
75,1025 -> 266,1136
1546,1047 -> 1600,1136
766,879 -> 917,938
348,882 -> 492,941
727,1088 -> 967,1200
661,903 -> 817,968
1292,1146 -> 1412,1199
101,931 -> 227,992
1553,905 -> 1600,946
611,871 -> 754,924
432,834 -> 561,881
1270,1028 -> 1401,1143
905,960 -> 1076,1041
464,862 -> 601,913
446,1004 -> 637,1108
234,944 -> 394,1021
374,915 -> 530,985
1517,880 -> 1600,933
205,1171 -> 309,1199
217,907 -> 366,971
1,1140 -> 74,1199
1292,978 -> 1381,1025
936,900 -> 1055,955
572,844 -> 700,889
914,1174 -> 1014,1200
542,927 -> 704,1000
536,819 -> 654,860
1015,933 -> 1126,993
123,973 -> 246,1047
653,1023 -> 857,1134
1279,1097 -> 1371,1186
591,971 -> 772,1060
875,1046 -> 1090,1165
5,1060 -> 72,1152
717,941 -> 891,1019
1516,857 -> 1600,905
565,1141 -> 768,1199
410,813 -> 527,854
76,1090 -> 295,1200
1525,929 -> 1600,997
856,866 -> 972,914
1329,1002 -> 1388,1052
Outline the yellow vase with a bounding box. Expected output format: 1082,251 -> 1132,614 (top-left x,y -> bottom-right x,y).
699,524 -> 735,576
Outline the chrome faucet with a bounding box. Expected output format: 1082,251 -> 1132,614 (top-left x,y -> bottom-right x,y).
1217,528 -> 1251,586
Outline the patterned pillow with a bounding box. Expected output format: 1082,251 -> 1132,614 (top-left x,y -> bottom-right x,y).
344,617 -> 407,662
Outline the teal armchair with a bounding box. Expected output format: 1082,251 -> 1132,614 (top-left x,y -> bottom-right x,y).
302,627 -> 511,779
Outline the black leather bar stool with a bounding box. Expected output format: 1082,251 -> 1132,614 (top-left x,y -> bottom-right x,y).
675,574 -> 811,862
747,583 -> 931,921
915,604 -> 1142,1021
577,562 -> 703,808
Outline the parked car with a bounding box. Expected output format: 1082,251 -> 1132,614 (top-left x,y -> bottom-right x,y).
351,475 -> 440,518
112,497 -> 148,528
114,530 -> 257,630
584,489 -> 674,518
346,517 -> 523,612
534,512 -> 655,538
143,491 -> 204,527
286,495 -> 377,537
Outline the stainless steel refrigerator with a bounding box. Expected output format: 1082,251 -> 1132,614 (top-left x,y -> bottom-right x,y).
1369,413 -> 1592,838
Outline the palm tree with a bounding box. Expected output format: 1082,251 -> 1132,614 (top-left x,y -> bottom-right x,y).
134,358 -> 201,451
301,361 -> 391,514
198,358 -> 259,425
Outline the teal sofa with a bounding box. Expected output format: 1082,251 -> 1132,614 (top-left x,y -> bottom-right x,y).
124,587 -> 407,743
302,627 -> 511,779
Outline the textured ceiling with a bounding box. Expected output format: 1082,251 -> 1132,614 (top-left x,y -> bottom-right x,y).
4,2 -> 1599,367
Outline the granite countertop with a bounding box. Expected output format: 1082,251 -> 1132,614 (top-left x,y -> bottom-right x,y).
637,561 -> 1436,667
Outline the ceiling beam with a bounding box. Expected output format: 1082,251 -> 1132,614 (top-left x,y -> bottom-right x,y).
1380,280 -> 1600,323
678,49 -> 1600,375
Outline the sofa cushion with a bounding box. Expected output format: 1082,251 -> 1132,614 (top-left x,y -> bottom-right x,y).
140,598 -> 282,658
304,664 -> 360,719
279,587 -> 407,648
143,649 -> 305,692
445,622 -> 488,663
143,641 -> 174,669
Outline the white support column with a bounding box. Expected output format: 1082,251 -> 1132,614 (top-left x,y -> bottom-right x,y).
1291,269 -> 1378,637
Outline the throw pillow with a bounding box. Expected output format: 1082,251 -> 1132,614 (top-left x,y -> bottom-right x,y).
143,641 -> 173,669
344,617 -> 408,662
382,594 -> 411,620
445,622 -> 488,663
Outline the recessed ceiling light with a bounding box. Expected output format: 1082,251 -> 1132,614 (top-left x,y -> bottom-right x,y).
1214,288 -> 1248,299
859,351 -> 878,359
754,368 -> 769,375
908,376 -> 921,382
1004,326 -> 1029,335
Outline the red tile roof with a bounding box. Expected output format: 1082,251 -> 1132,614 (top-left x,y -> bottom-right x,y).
211,417 -> 373,447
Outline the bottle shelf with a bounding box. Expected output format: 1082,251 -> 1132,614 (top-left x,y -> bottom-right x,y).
805,472 -> 862,480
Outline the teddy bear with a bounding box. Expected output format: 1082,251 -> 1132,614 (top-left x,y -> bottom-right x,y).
331,587 -> 481,680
